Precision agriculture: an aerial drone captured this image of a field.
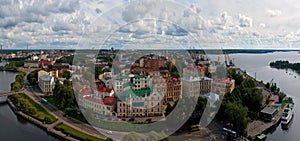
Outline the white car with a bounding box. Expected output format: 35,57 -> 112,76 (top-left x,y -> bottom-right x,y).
106,131 -> 112,134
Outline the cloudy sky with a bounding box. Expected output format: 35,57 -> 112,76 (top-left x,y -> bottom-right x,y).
1,0 -> 300,49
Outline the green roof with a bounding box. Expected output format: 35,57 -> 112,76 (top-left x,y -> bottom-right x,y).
134,74 -> 148,79
117,87 -> 151,102
123,82 -> 137,87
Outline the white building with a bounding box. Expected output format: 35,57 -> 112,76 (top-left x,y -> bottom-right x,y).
38,75 -> 55,95
181,76 -> 212,97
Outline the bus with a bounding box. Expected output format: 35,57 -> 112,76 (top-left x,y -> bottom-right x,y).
222,128 -> 238,139
41,98 -> 48,104
190,124 -> 200,131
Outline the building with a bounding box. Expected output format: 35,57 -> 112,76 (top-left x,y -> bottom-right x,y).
181,76 -> 212,97
38,69 -> 58,80
82,96 -> 116,117
112,75 -> 131,94
77,87 -> 117,118
38,75 -> 55,95
199,77 -> 212,95
183,65 -> 203,78
165,77 -> 181,102
152,77 -> 167,98
52,63 -> 69,70
24,60 -> 39,68
144,57 -> 165,70
260,106 -> 278,122
39,59 -> 52,68
130,74 -> 151,90
182,76 -> 200,97
116,89 -> 163,118
212,78 -> 235,95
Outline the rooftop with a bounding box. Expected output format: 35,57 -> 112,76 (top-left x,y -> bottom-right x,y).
261,106 -> 278,115
40,75 -> 53,81
214,78 -> 234,83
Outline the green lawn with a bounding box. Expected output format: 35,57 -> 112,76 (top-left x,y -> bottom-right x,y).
41,96 -> 88,123
9,93 -> 57,124
54,123 -> 105,141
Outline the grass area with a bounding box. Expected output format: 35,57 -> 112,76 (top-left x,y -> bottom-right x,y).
88,118 -> 166,133
41,96 -> 88,123
54,123 -> 105,141
9,93 -> 57,124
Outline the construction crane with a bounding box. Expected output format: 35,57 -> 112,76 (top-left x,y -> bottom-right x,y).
217,48 -> 224,64
270,78 -> 274,85
226,53 -> 235,67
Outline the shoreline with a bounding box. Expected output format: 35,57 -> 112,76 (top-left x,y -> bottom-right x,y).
6,97 -> 78,141
245,72 -> 291,140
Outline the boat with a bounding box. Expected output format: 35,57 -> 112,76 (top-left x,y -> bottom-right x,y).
287,103 -> 294,113
281,106 -> 294,125
281,114 -> 294,130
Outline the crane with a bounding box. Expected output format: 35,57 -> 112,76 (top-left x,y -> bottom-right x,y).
217,47 -> 224,64
270,78 -> 274,85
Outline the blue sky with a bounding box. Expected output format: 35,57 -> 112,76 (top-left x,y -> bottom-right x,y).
1,0 -> 300,50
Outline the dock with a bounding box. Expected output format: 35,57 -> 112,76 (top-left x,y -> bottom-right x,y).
247,105 -> 284,139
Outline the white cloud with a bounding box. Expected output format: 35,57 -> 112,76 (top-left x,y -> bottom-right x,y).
238,14 -> 253,27
259,23 -> 266,28
266,9 -> 282,17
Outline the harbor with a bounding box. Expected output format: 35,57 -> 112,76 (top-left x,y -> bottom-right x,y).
230,52 -> 299,141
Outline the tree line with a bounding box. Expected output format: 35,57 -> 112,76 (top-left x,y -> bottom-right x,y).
10,70 -> 26,91
216,71 -> 263,136
270,60 -> 300,72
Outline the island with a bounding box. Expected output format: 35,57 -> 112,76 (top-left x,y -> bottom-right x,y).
270,60 -> 300,73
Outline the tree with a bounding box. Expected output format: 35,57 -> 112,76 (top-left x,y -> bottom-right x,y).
265,82 -> 270,89
106,138 -> 114,141
11,81 -> 22,91
148,131 -> 170,141
28,106 -> 37,115
48,64 -> 53,69
63,79 -> 71,87
241,88 -> 263,113
279,93 -> 286,103
27,70 -> 38,85
122,132 -> 144,141
95,65 -> 103,80
224,102 -> 250,135
44,116 -> 51,124
62,70 -> 71,79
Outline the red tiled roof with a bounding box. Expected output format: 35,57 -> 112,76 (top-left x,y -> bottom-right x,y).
84,96 -> 103,104
153,77 -> 166,83
103,96 -> 116,105
84,96 -> 116,106
164,76 -> 180,82
78,88 -> 93,95
96,85 -> 113,93
39,60 -> 52,65
186,65 -> 203,71
214,78 -> 233,83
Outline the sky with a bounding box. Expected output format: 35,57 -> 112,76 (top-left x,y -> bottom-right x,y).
1,0 -> 300,50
